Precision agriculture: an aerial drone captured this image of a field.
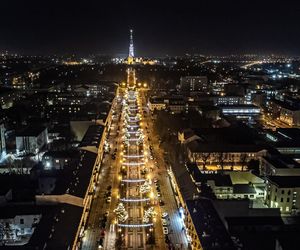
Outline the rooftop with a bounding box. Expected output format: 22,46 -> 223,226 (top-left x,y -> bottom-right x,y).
270,99 -> 300,111
205,174 -> 233,187
79,124 -> 104,148
187,140 -> 263,153
226,216 -> 284,226
186,199 -> 236,250
171,163 -> 199,201
277,128 -> 300,140
49,150 -> 97,198
16,126 -> 47,137
233,184 -> 256,194
229,171 -> 265,185
43,150 -> 80,159
268,176 -> 300,188
262,155 -> 300,169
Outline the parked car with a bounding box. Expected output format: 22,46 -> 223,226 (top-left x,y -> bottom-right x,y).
163,226 -> 169,235
162,212 -> 169,218
97,238 -> 103,248
159,199 -> 165,206
162,218 -> 168,226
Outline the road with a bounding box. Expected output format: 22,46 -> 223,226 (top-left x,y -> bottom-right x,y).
81,96 -> 123,250
81,68 -> 188,250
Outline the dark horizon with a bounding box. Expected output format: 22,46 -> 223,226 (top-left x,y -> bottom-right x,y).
1,0 -> 300,56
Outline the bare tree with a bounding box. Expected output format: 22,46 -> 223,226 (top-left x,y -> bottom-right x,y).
240,153 -> 248,171
216,152 -> 226,172
199,153 -> 211,171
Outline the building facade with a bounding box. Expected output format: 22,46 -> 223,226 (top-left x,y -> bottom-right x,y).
265,176 -> 300,214
16,127 -> 48,154
180,76 -> 208,92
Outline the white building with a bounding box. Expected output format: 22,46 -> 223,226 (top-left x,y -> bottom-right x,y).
0,209 -> 41,246
265,176 -> 300,214
0,123 -> 6,156
16,127 -> 48,154
180,76 -> 208,92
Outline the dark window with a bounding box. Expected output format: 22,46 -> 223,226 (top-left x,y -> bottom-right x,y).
287,198 -> 290,202
20,219 -> 24,224
288,190 -> 291,195
281,190 -> 284,194
281,198 -> 283,202
275,196 -> 277,202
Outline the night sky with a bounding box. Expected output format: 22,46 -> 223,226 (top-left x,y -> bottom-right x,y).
1,0 -> 300,56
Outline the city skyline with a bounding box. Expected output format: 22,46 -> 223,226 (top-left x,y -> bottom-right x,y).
1,0 -> 300,56
1,1 -> 300,250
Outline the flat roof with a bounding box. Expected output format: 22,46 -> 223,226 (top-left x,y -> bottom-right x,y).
262,155 -> 300,169
16,126 -> 46,137
187,163 -> 233,186
192,126 -> 258,144
219,104 -> 260,109
0,204 -> 83,250
79,124 -> 104,148
170,163 -> 199,201
187,140 -> 263,153
50,150 -> 97,198
226,216 -> 284,226
0,174 -> 36,198
43,150 -> 80,159
268,176 -> 300,188
270,99 -> 300,111
277,128 -> 300,140
229,171 -> 265,185
186,199 -> 236,250
233,184 -> 256,194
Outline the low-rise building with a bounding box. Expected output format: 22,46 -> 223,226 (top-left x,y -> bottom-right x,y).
260,154 -> 300,176
0,122 -> 6,156
184,199 -> 236,250
16,127 -> 48,154
265,176 -> 300,214
219,104 -> 260,117
213,95 -> 244,106
42,150 -> 79,170
148,97 -> 167,111
180,76 -> 208,92
269,99 -> 300,126
182,127 -> 267,171
0,206 -> 41,246
187,165 -> 265,200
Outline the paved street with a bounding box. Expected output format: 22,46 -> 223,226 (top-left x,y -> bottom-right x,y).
81,67 -> 188,250
144,108 -> 189,250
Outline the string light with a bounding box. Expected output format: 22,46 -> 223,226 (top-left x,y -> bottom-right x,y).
123,155 -> 144,158
122,162 -> 145,166
119,198 -> 150,202
121,179 -> 146,183
117,223 -> 153,228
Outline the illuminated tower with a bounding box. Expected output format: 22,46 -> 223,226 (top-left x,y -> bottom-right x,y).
128,29 -> 134,64
129,29 -> 134,58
